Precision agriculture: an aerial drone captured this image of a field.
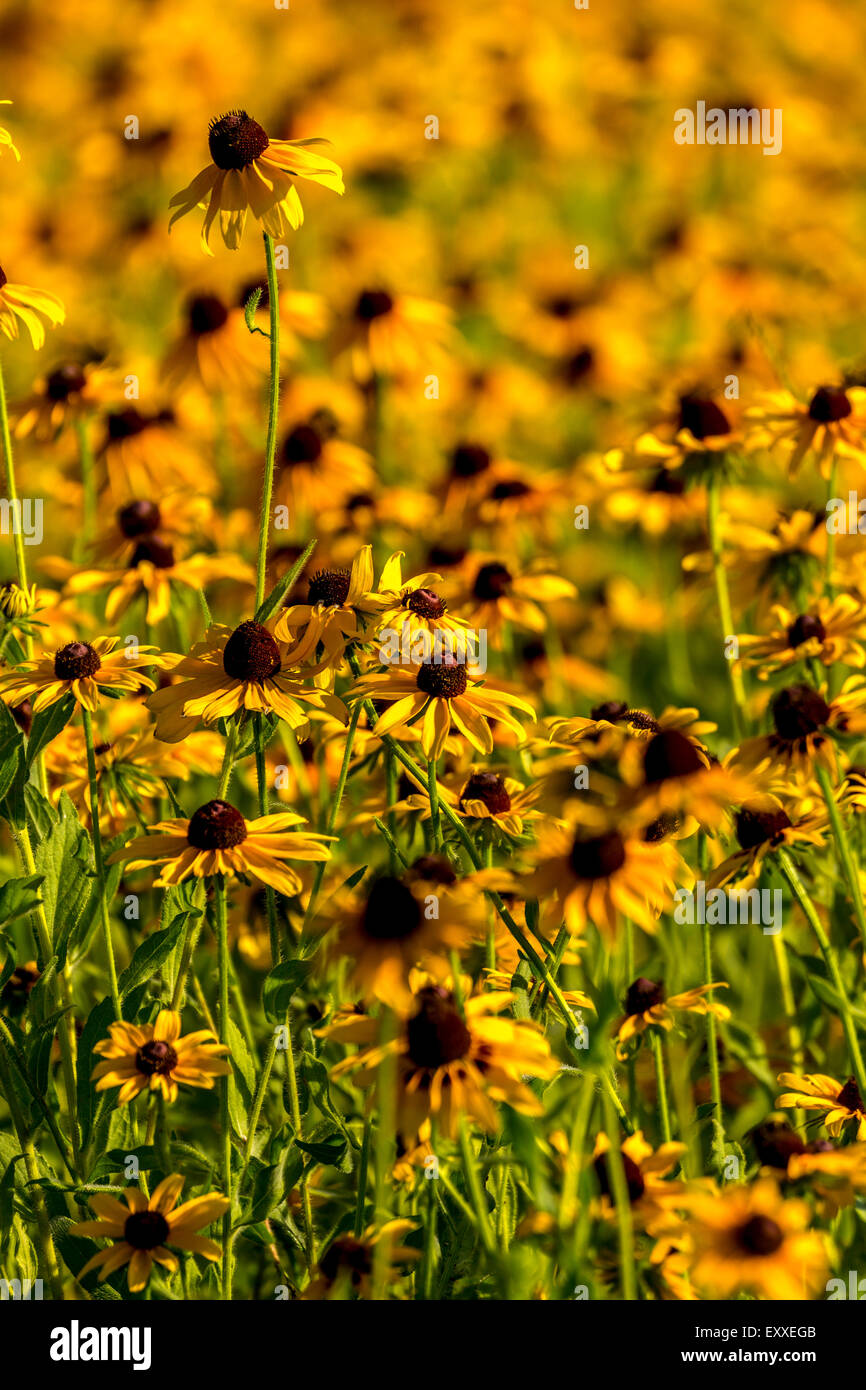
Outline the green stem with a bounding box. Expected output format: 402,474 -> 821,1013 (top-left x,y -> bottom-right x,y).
82,707 -> 121,1021
778,847 -> 866,1095
707,471 -> 747,737
214,875 -> 233,1299
601,1090 -> 637,1300
0,1043 -> 64,1299
0,356 -> 32,654
253,713 -> 280,965
255,232 -> 281,612
816,762 -> 866,953
650,1030 -> 672,1143
427,756 -> 443,850
302,696 -> 363,930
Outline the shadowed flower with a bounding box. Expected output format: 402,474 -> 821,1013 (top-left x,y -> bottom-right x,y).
776,1072 -> 866,1138
71,1175 -> 229,1292
92,1008 -> 230,1104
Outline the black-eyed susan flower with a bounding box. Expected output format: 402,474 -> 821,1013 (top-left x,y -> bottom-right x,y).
64,542 -> 254,626
327,983 -> 557,1137
90,492 -> 214,567
13,359 -> 116,440
0,101 -> 19,160
169,110 -> 344,252
314,872 -> 477,1012
0,266 -> 65,349
776,1071 -> 866,1138
452,553 -> 576,644
708,793 -> 827,889
529,815 -> 690,938
615,977 -> 730,1059
97,407 -> 210,500
275,545 -> 390,673
91,1008 -> 230,1104
71,1175 -> 229,1292
737,595 -> 866,678
373,551 -> 469,653
334,287 -> 454,383
681,1178 -> 828,1299
275,414 -> 373,518
745,385 -> 866,477
731,679 -> 866,782
302,1221 -> 418,1300
0,635 -> 159,714
147,619 -> 344,743
162,292 -> 266,392
348,653 -> 536,763
592,1130 -> 688,1228
625,728 -> 757,831
605,393 -> 736,475
109,799 -> 333,895
397,767 -> 543,839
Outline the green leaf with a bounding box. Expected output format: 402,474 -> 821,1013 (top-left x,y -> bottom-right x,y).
295,1131 -> 348,1168
244,286 -> 264,333
33,792 -> 90,950
0,874 -> 44,933
25,694 -> 75,769
255,538 -> 317,625
116,912 -> 189,999
263,959 -> 311,1022
76,996 -> 116,1149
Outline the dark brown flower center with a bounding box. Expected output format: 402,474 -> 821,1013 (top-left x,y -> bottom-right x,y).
118,499 -> 161,538
544,294 -> 578,319
405,587 -> 446,619
406,987 -> 472,1068
472,562 -> 512,601
649,468 -> 686,496
590,700 -> 629,723
355,289 -> 393,321
735,806 -> 792,850
490,479 -> 531,500
208,110 -> 269,170
222,620 -> 282,682
46,363 -> 87,400
570,830 -> 626,880
107,408 -> 151,440
135,1039 -> 178,1077
130,536 -> 175,569
451,443 -> 491,478
407,854 -> 457,886
808,386 -> 852,424
359,876 -> 423,941
771,684 -> 830,740
416,654 -> 468,699
187,799 -> 247,850
283,423 -> 323,466
643,729 -> 703,782
786,613 -> 827,647
750,1120 -> 805,1169
677,395 -> 731,440
564,347 -> 595,383
189,294 -> 229,336
460,772 -> 511,814
0,266 -> 7,290
124,1209 -> 171,1251
320,1236 -> 373,1285
734,1215 -> 784,1256
836,1076 -> 865,1112
54,641 -> 101,680
593,1151 -> 645,1204
307,569 -> 351,607
625,977 -> 665,1015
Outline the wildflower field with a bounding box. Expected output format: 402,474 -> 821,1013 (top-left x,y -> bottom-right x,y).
5,0 -> 866,1315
